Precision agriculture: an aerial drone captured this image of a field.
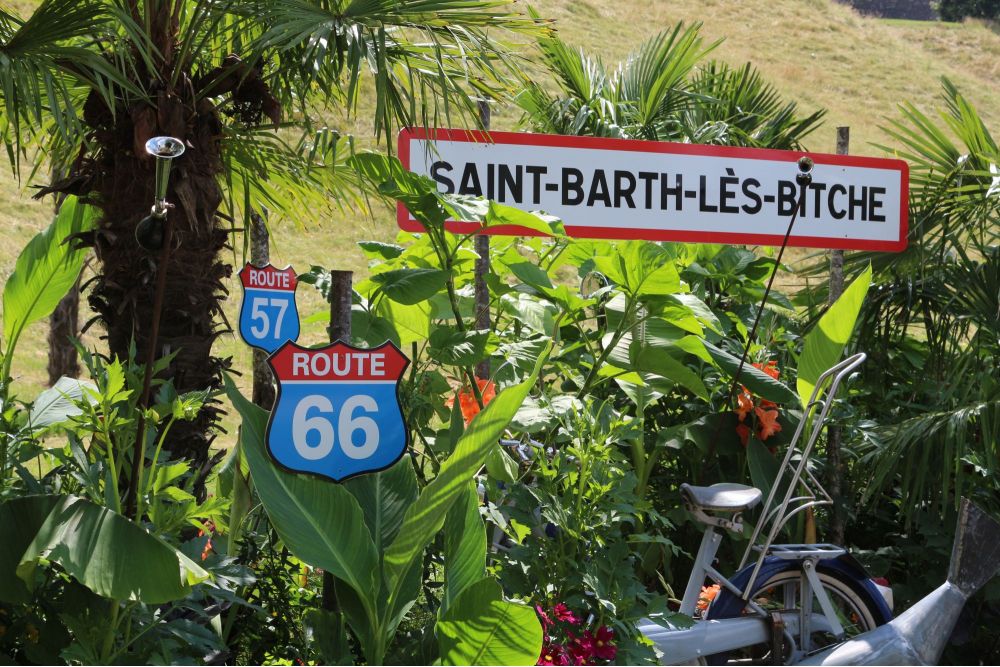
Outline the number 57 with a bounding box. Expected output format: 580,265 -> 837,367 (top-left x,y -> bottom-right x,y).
249,297 -> 288,338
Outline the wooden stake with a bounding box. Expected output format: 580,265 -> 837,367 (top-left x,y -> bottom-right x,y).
475,99 -> 491,381
826,127 -> 850,546
323,269 -> 353,612
249,209 -> 275,410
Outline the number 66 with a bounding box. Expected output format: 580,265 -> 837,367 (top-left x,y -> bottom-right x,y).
292,394 -> 380,460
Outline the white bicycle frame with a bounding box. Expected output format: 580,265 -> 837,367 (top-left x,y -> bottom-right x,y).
643,353 -> 867,665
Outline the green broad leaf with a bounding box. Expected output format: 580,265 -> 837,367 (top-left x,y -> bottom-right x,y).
224,376 -> 380,620
441,482 -> 486,616
484,201 -> 564,236
358,241 -> 404,260
351,308 -> 402,347
507,261 -> 554,290
747,438 -> 781,503
796,265 -> 873,408
634,262 -> 683,296
484,445 -> 518,484
302,609 -> 353,666
349,153 -> 449,228
499,294 -> 557,335
703,341 -> 798,405
669,293 -> 723,334
616,377 -> 662,411
16,496 -> 208,604
3,196 -> 96,347
632,345 -> 710,401
594,241 -> 682,296
376,299 -> 431,345
537,284 -> 595,312
437,577 -> 543,666
344,458 -> 419,553
0,495 -> 60,603
29,376 -> 97,430
429,328 -> 498,366
372,268 -> 449,305
511,395 -> 583,434
225,453 -> 253,557
382,346 -> 551,611
494,338 -> 554,385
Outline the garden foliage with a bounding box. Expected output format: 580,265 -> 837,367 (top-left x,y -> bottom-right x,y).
0,13 -> 996,665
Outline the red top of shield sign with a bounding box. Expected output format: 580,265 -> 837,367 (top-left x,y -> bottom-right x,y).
397,127 -> 909,252
239,264 -> 298,291
268,340 -> 410,382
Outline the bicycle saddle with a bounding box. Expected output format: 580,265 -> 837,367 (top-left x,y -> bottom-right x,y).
680,482 -> 762,512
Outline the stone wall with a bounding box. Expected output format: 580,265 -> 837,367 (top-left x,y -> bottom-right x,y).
841,0 -> 939,19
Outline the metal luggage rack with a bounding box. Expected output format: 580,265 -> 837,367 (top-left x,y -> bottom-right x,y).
737,352 -> 867,597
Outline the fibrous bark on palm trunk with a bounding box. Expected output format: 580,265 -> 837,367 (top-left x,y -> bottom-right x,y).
82,86 -> 231,474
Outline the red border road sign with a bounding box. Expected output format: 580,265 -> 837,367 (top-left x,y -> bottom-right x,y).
397,127 -> 908,252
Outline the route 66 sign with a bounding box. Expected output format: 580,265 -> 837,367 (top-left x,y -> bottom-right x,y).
266,340 -> 410,482
238,264 -> 301,353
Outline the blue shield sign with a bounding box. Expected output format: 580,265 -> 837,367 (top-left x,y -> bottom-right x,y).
266,340 -> 410,482
238,263 -> 301,353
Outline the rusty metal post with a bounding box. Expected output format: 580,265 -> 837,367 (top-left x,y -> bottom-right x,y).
249,209 -> 276,410
475,99 -> 491,381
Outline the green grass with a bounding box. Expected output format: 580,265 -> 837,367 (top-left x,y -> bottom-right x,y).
2,0 -> 999,447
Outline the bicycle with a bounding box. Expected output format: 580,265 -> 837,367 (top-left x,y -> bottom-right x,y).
638,353 -> 893,665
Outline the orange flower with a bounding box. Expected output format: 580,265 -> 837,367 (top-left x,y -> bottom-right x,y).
446,378 -> 496,425
696,584 -> 721,612
752,360 -> 780,379
736,423 -> 751,448
755,408 -> 782,441
735,391 -> 754,422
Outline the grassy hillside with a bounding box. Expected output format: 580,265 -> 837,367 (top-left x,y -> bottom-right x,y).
2,0 -> 999,444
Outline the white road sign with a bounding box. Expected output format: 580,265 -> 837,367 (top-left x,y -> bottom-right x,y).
398,128 -> 908,251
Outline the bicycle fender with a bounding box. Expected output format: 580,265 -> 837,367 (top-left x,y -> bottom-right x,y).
706,556 -> 893,624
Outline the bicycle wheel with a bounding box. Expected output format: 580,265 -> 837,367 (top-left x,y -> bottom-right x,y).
705,562 -> 887,663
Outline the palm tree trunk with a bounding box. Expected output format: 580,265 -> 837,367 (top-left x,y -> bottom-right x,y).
84,88 -> 229,482
47,174 -> 81,384
47,276 -> 81,384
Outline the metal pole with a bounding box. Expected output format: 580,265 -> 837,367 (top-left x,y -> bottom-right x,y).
125,137 -> 185,519
323,269 -> 353,611
475,99 -> 491,381
249,209 -> 275,410
827,126 -> 849,546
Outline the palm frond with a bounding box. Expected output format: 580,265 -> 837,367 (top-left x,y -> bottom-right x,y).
222,124 -> 367,227
232,0 -> 550,143
617,23 -> 716,139
518,22 -> 823,151
860,396 -> 1000,523
0,0 -> 141,165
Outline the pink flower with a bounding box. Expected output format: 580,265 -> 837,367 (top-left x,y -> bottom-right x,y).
553,603 -> 580,625
536,605 -> 553,629
538,643 -> 570,666
567,631 -> 594,664
591,626 -> 617,661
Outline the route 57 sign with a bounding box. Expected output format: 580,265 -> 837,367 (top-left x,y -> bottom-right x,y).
266,341 -> 410,482
239,263 -> 301,353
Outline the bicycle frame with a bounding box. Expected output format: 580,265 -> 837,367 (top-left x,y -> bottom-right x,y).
643,353 -> 868,665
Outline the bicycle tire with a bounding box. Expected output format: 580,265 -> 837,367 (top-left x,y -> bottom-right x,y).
704,558 -> 889,663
